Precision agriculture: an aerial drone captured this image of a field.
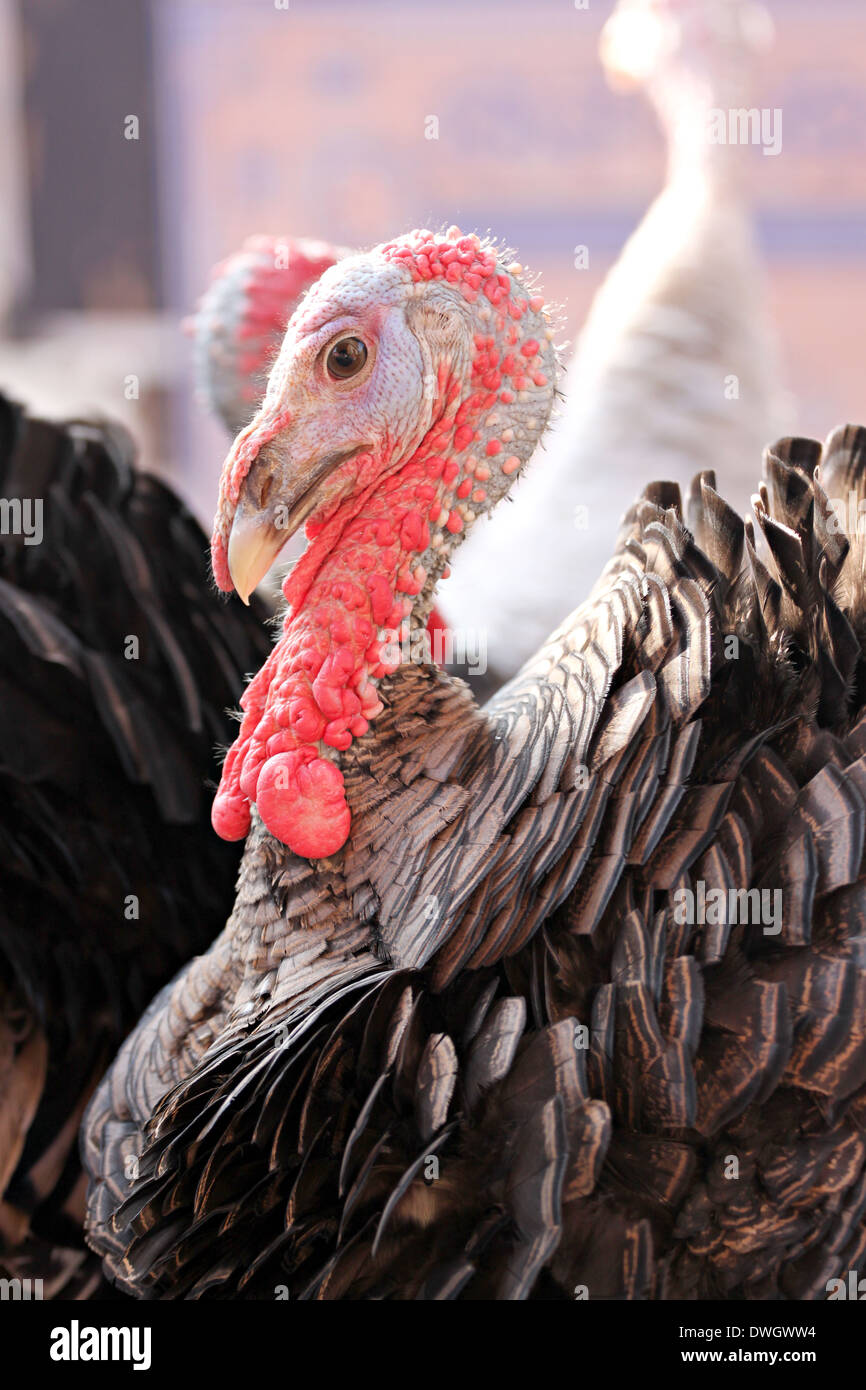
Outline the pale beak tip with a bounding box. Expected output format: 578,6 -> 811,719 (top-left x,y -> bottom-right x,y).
227,508 -> 287,608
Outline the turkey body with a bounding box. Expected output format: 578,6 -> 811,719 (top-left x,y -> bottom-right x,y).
0,393 -> 270,1296
83,421 -> 866,1300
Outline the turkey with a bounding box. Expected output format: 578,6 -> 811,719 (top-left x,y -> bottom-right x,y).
0,393 -> 270,1297
82,226 -> 866,1301
443,0 -> 787,685
189,235 -> 346,439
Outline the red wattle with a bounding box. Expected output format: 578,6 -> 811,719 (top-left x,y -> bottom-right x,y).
211,532 -> 231,592
256,749 -> 351,858
211,788 -> 252,841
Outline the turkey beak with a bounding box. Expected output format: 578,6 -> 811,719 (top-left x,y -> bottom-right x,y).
226,443 -> 363,604
227,463 -> 288,606
227,514 -> 286,607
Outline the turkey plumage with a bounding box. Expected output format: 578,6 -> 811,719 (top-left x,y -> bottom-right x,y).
0,393 -> 270,1296
80,229 -> 866,1301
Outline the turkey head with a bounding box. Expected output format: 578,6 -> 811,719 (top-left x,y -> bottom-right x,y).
208,228 -> 558,858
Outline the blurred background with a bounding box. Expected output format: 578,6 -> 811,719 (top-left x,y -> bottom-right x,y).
0,0 -> 864,529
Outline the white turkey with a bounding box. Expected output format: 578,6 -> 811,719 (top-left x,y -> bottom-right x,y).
443,0 -> 787,684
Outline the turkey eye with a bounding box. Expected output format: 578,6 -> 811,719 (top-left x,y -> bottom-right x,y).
326,337 -> 368,380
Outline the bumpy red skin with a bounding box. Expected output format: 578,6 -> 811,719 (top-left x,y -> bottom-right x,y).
210,230 -> 548,859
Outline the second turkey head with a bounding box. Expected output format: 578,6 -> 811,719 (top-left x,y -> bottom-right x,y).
192,235 -> 345,436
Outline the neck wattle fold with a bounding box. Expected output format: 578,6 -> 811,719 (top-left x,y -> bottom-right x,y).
211,451 -> 451,859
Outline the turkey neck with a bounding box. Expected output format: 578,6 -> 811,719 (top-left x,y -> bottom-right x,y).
222,813 -> 385,1028
647,15 -> 774,196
